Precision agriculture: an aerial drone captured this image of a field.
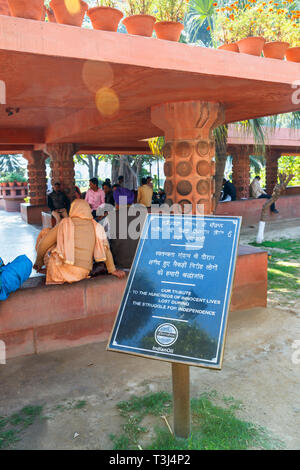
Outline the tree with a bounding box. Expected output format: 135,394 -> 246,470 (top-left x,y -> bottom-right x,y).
74,153 -> 104,179
256,173 -> 294,243
0,154 -> 26,176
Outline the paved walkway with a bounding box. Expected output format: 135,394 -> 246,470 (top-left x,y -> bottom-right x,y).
0,210 -> 41,276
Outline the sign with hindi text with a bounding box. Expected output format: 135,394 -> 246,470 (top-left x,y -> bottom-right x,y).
107,214 -> 241,369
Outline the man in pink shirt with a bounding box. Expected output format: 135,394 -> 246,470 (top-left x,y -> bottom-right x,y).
85,178 -> 105,218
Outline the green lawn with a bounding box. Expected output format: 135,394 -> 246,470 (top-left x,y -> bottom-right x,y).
110,391 -> 282,450
250,239 -> 300,297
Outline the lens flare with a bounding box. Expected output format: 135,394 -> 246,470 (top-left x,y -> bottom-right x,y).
82,61 -> 114,93
95,88 -> 120,117
64,0 -> 80,15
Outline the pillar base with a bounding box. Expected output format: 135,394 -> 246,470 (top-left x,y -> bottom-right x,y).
20,203 -> 49,225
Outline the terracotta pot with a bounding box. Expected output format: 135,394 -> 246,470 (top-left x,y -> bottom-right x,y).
286,47 -> 300,63
123,14 -> 156,37
46,7 -> 57,23
87,6 -> 123,32
263,41 -> 289,60
154,21 -> 184,42
236,37 -> 265,56
8,182 -> 15,187
7,0 -> 44,20
50,0 -> 88,27
218,43 -> 239,52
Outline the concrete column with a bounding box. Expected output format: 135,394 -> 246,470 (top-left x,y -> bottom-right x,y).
25,151 -> 48,206
232,146 -> 250,199
21,151 -> 48,224
266,149 -> 280,195
151,101 -> 225,215
46,143 -> 77,201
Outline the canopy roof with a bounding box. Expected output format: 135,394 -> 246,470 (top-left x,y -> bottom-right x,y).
0,15 -> 299,153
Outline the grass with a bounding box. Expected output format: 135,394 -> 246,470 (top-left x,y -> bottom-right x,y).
250,238 -> 300,297
110,391 -> 283,451
0,405 -> 44,450
0,399 -> 88,449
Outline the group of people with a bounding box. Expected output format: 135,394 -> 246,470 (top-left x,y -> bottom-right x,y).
36,175 -> 166,286
47,175 -> 167,225
221,176 -> 278,213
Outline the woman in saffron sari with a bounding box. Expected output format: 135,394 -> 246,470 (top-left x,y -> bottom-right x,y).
33,199 -> 125,285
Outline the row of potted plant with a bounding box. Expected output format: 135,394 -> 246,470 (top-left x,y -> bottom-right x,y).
5,0 -> 300,58
212,1 -> 299,61
0,173 -> 28,187
7,0 -> 188,42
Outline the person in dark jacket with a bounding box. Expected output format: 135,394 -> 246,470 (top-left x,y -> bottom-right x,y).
102,181 -> 115,206
47,182 -> 70,225
221,178 -> 237,202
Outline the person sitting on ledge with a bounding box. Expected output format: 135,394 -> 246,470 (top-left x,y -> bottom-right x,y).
47,182 -> 70,225
137,177 -> 153,209
85,177 -> 105,219
0,255 -> 32,301
33,199 -> 125,285
221,178 -> 237,202
112,184 -> 135,207
250,176 -> 279,213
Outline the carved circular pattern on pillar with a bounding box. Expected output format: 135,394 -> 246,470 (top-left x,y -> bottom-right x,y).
178,200 -> 192,213
164,180 -> 173,195
177,180 -> 192,196
197,199 -> 211,214
176,141 -> 192,159
176,161 -> 192,177
163,143 -> 172,159
165,198 -> 173,207
197,180 -> 210,195
164,162 -> 173,177
196,141 -> 209,156
196,160 -> 210,177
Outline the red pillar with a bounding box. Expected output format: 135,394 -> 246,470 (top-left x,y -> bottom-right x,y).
21,151 -> 48,224
266,149 -> 280,195
151,101 -> 224,215
231,146 -> 250,199
46,143 -> 77,201
25,151 -> 48,206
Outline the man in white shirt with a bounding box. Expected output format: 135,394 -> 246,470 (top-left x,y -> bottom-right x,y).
250,176 -> 278,213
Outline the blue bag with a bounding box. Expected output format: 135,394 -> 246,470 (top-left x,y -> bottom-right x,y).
0,255 -> 32,301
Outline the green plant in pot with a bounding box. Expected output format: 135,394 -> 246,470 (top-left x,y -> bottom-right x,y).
223,5 -> 266,56
87,0 -> 124,32
283,13 -> 300,62
153,0 -> 188,42
123,0 -> 156,37
212,11 -> 239,52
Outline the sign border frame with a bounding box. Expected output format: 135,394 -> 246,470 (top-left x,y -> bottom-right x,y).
107,213 -> 242,370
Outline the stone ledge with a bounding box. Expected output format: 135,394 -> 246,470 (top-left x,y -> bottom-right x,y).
0,245 -> 267,359
216,195 -> 300,225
